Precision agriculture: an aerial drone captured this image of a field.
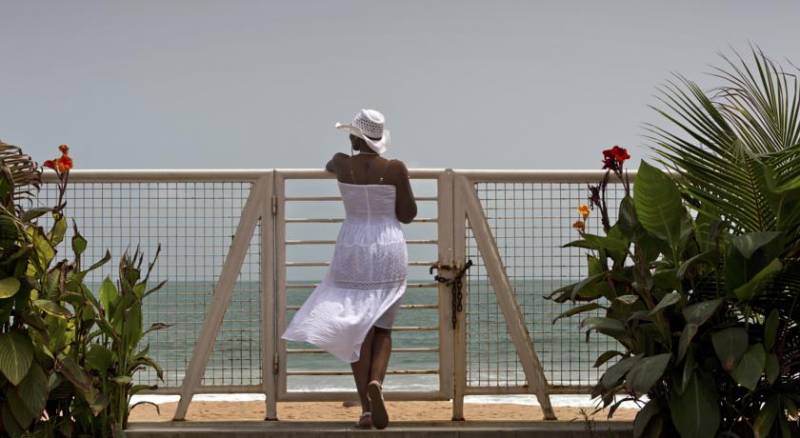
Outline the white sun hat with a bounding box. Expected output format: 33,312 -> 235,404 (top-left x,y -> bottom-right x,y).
335,109 -> 390,154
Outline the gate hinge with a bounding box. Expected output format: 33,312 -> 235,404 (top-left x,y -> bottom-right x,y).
273,355 -> 279,375
271,195 -> 278,216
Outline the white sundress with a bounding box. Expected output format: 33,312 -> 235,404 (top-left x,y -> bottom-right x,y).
281,181 -> 408,363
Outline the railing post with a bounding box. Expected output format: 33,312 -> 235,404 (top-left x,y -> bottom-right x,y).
437,170 -> 455,401
451,171 -> 468,421
261,171 -> 278,420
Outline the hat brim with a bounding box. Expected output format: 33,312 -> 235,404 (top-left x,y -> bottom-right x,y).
335,123 -> 389,155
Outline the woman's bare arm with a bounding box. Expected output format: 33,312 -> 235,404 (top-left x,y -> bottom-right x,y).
326,152 -> 349,174
392,161 -> 417,224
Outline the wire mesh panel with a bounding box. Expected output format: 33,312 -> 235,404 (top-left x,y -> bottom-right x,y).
37,179 -> 262,390
465,180 -> 625,391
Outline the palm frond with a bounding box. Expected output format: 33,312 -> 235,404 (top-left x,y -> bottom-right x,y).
0,140 -> 42,209
650,48 -> 800,234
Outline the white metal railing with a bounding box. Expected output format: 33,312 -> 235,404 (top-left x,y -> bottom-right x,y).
40,168 -> 633,422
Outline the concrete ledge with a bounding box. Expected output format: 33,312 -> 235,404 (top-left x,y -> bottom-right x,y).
127,421 -> 634,437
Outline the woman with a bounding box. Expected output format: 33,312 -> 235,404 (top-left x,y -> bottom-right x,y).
282,109 -> 417,429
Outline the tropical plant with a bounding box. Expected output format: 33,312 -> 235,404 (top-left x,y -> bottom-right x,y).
549,48 -> 800,438
0,144 -> 167,437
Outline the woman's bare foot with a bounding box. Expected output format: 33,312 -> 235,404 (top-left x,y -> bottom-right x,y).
354,411 -> 372,429
367,380 -> 388,429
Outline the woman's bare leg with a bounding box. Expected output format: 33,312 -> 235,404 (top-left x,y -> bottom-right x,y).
351,328 -> 375,413
369,327 -> 392,383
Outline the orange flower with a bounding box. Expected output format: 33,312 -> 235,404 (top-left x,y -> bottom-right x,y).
578,204 -> 590,219
43,145 -> 74,173
572,220 -> 586,232
56,155 -> 73,172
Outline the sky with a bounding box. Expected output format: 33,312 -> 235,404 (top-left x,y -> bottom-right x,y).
2,1 -> 799,171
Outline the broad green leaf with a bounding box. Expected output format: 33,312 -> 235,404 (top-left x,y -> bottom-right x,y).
711,327 -> 748,372
564,234 -> 629,253
32,228 -> 55,268
764,309 -> 779,351
677,250 -> 717,279
753,396 -> 779,438
0,277 -> 21,299
581,317 -> 626,336
85,344 -> 113,375
33,299 -> 72,318
112,376 -> 132,385
58,356 -> 108,415
633,399 -> 660,438
571,273 -> 606,300
71,221 -> 87,256
633,161 -> 685,250
7,386 -> 36,429
0,332 -> 34,385
1,403 -> 23,437
734,258 -> 783,301
669,371 -> 720,438
618,196 -> 640,238
600,356 -> 640,389
678,322 -> 699,361
594,350 -> 624,368
15,362 -> 47,426
552,302 -> 602,323
682,298 -> 722,325
681,349 -> 696,393
99,277 -> 118,312
649,292 -> 681,316
731,343 -> 766,390
49,215 -> 67,246
626,353 -> 671,396
730,231 -> 782,259
765,353 -> 779,385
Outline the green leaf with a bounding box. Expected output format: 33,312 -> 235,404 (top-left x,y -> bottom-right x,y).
712,327 -> 748,372
600,356 -> 640,389
649,291 -> 681,316
0,277 -> 21,299
681,349 -> 697,393
111,376 -> 133,385
734,258 -> 783,301
678,324 -> 698,362
765,353 -> 779,385
677,250 -> 717,279
49,215 -> 67,246
33,299 -> 72,318
633,161 -> 685,250
571,273 -> 606,300
682,298 -> 722,325
552,302 -> 602,323
7,387 -> 36,429
99,277 -> 118,312
58,356 -> 108,415
564,234 -> 630,253
764,309 -> 779,351
594,350 -> 624,368
730,343 -> 766,390
15,362 -> 47,425
1,401 -> 24,437
0,332 -> 34,385
753,396 -> 779,438
626,353 -> 671,396
581,317 -> 626,336
669,371 -> 720,438
633,399 -> 661,438
85,344 -> 113,375
730,231 -> 782,259
71,221 -> 87,256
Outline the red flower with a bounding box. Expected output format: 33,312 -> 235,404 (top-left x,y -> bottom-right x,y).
43,160 -> 56,170
601,145 -> 630,171
58,144 -> 69,154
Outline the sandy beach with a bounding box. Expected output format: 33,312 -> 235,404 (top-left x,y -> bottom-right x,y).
129,401 -> 637,423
